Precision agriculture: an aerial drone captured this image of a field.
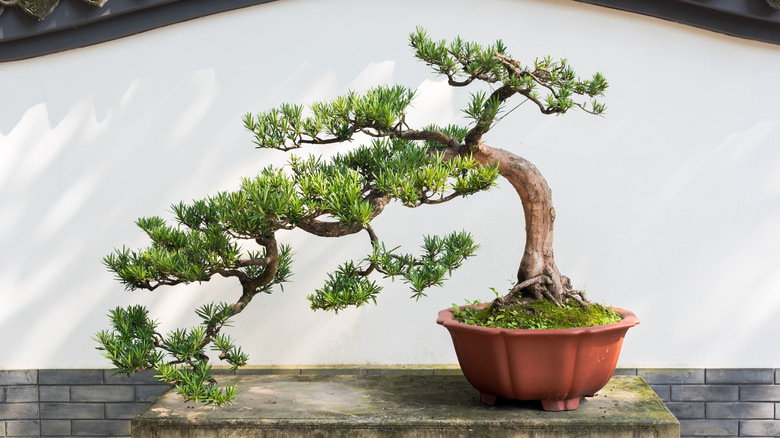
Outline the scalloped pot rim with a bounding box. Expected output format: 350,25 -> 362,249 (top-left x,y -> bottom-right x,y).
436,305 -> 640,336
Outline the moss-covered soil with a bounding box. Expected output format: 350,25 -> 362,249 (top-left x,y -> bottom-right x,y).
452,299 -> 621,330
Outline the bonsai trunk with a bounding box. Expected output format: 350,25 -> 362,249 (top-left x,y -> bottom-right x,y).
472,143 -> 571,305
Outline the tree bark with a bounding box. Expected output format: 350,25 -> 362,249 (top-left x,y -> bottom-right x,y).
471,141 -> 566,303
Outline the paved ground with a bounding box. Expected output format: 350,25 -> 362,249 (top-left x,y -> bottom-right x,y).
133,374 -> 679,437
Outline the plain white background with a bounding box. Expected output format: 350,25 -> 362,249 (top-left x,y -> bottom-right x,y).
1,0 -> 779,368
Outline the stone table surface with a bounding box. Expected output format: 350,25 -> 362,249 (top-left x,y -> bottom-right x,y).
133,374 -> 679,437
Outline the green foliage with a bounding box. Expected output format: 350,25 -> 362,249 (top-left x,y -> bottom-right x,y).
349,139 -> 498,205
94,306 -> 164,375
452,299 -> 621,330
383,231 -> 480,297
308,231 -> 480,312
244,85 -> 416,150
410,26 -> 608,118
156,360 -> 241,406
410,28 -> 507,83
95,303 -> 246,406
463,91 -> 502,126
287,138 -> 499,212
103,170 -> 303,294
174,167 -> 304,236
307,262 -> 383,312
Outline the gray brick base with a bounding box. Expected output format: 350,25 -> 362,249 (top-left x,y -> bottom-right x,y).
620,368 -> 780,438
0,370 -> 168,437
1,368 -> 778,437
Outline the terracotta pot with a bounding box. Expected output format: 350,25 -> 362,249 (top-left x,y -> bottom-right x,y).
437,305 -> 639,411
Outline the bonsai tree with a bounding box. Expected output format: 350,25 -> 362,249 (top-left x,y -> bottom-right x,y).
96,28 -> 608,405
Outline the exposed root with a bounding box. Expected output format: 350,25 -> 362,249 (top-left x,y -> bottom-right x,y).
496,274 -> 552,308
564,289 -> 590,307
539,285 -> 562,307
504,271 -> 592,308
508,275 -> 549,297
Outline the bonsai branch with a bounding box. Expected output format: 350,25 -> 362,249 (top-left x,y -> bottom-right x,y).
420,192 -> 460,205
395,129 -> 462,149
463,84 -> 517,148
297,196 -> 389,237
356,224 -> 380,277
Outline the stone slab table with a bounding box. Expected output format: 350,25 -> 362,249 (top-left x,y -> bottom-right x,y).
133,374 -> 679,437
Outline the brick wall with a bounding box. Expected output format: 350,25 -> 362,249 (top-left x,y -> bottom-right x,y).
0,370 -> 168,437
1,368 -> 778,437
621,368 -> 780,437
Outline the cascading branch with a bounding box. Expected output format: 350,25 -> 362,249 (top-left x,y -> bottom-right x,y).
97,135 -> 498,404
97,27 -> 607,405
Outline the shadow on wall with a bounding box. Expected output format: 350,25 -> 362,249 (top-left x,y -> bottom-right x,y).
0,0 -> 475,367
3,0 -> 780,370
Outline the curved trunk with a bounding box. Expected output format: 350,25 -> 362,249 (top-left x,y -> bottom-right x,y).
471,143 -> 566,303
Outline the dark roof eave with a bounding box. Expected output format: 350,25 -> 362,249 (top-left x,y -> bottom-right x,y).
0,0 -> 277,62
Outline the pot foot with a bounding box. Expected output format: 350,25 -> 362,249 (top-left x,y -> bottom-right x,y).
479,392 -> 498,405
541,397 -> 581,411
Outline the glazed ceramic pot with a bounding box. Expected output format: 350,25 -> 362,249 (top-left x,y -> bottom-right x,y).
437,305 -> 639,411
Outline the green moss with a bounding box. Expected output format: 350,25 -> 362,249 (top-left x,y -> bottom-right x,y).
452,299 -> 621,329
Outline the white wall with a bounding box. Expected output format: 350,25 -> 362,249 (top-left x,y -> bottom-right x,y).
1,0 -> 779,369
